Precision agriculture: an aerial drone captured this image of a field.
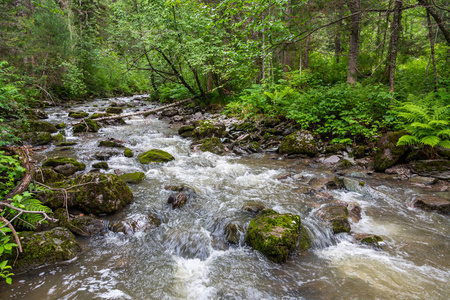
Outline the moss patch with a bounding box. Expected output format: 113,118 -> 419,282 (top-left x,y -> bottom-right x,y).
26,120 -> 58,133
68,111 -> 89,118
119,172 -> 146,184
199,137 -> 225,155
124,148 -> 134,157
73,119 -> 101,133
92,162 -> 109,169
138,149 -> 175,164
98,140 -> 124,148
106,107 -> 123,114
279,130 -> 318,157
42,156 -> 86,171
55,123 -> 66,129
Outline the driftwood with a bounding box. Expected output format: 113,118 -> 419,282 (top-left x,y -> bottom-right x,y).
2,146 -> 34,203
92,96 -> 199,122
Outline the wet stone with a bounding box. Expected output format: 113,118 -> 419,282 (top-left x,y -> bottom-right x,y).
53,163 -> 78,176
168,192 -> 188,209
414,196 -> 450,215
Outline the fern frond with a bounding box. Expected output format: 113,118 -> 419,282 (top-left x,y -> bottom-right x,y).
437,140 -> 450,149
398,104 -> 429,122
437,129 -> 450,138
428,120 -> 449,127
410,122 -> 432,130
420,136 -> 441,147
397,135 -> 419,146
433,105 -> 450,120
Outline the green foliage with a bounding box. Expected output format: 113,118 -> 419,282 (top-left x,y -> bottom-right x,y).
396,100 -> 450,149
60,61 -> 87,99
0,152 -> 25,198
0,236 -> 16,285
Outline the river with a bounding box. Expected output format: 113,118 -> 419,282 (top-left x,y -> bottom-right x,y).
2,96 -> 449,299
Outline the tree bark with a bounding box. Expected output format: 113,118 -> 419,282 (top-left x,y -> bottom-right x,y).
426,10 -> 439,91
388,0 -> 403,93
346,0 -> 361,84
418,0 -> 450,45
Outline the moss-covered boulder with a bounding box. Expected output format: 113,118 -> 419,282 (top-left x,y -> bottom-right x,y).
55,123 -> 66,129
408,160 -> 450,180
53,133 -> 65,142
34,168 -> 66,185
73,119 -> 101,133
55,141 -> 77,146
99,140 -> 124,148
279,130 -> 319,157
89,112 -> 111,119
199,137 -> 225,155
2,227 -> 81,273
41,173 -> 133,215
106,107 -> 123,114
22,131 -> 53,145
373,131 -> 409,172
178,125 -> 195,138
68,111 -> 89,119
42,156 -> 86,172
193,120 -> 225,140
68,216 -> 105,236
316,203 -> 351,234
92,162 -> 109,170
138,149 -> 174,164
119,172 -> 145,184
124,148 -> 134,157
27,120 -> 58,133
245,209 -> 308,263
414,196 -> 450,215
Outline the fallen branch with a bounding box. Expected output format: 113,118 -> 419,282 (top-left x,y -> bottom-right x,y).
92,96 -> 199,122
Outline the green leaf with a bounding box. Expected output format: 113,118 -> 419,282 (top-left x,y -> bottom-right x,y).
397,135 -> 419,146
420,136 -> 441,147
6,277 -> 12,284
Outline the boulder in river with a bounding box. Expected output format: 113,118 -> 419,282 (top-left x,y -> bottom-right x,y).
98,140 -> 125,148
26,120 -> 58,133
42,156 -> 86,175
279,130 -> 319,157
245,209 -> 308,263
138,149 -> 174,164
41,173 -> 133,215
92,162 -> 109,170
168,192 -> 188,209
124,147 -> 134,157
69,216 -> 105,236
199,137 -> 225,155
110,214 -> 160,234
224,222 -> 243,244
119,172 -> 146,184
414,196 -> 450,215
408,160 -> 450,180
178,125 -> 195,138
193,120 -> 225,140
35,168 -> 66,185
353,233 -> 383,249
22,131 -> 53,145
316,203 -> 351,234
106,106 -> 123,114
73,119 -> 101,133
1,227 -> 81,273
242,201 -> 265,214
68,111 -> 89,119
373,131 -> 409,172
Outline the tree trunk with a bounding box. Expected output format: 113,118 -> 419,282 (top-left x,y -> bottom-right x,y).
334,18 -> 342,63
388,0 -> 403,93
418,0 -> 450,45
426,10 -> 439,91
283,0 -> 293,78
346,0 -> 361,85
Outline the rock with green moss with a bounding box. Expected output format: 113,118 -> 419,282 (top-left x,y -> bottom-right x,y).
73,119 -> 101,133
53,133 -> 65,142
199,137 -> 225,155
124,148 -> 134,157
55,141 -> 77,146
42,156 -> 86,172
68,111 -> 89,118
41,173 -> 133,215
193,120 -> 225,140
279,130 -> 319,157
178,125 -> 195,138
138,149 -> 174,164
245,209 -> 308,263
92,162 -> 109,170
89,112 -> 111,119
373,131 -> 409,172
354,233 -> 383,249
55,123 -> 66,129
408,160 -> 450,180
27,120 -> 58,133
106,107 -> 123,114
236,122 -> 255,132
98,140 -> 124,148
22,131 -> 53,145
316,203 -> 351,234
35,168 -> 66,185
325,143 -> 346,154
352,145 -> 367,158
1,227 -> 81,273
119,172 -> 145,184
68,216 -> 105,236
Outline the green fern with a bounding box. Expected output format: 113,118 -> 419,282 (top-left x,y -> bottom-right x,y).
3,191 -> 52,229
396,103 -> 450,150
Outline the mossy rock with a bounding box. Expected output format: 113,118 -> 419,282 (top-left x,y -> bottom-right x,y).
68,111 -> 89,119
193,120 -> 225,140
89,113 -> 111,119
42,156 -> 86,171
106,107 -> 123,114
55,123 -> 66,129
1,227 -> 81,273
34,167 -> 66,185
325,143 -> 346,154
354,233 -> 383,249
55,141 -> 77,146
408,160 -> 450,180
373,131 -> 409,172
178,125 -> 195,135
248,141 -> 260,152
124,148 -> 134,157
138,149 -> 175,164
352,145 -> 366,158
298,227 -> 311,251
119,172 -> 146,184
236,122 -> 255,132
22,131 -> 53,145
26,120 -> 58,133
316,203 -> 351,234
41,173 -> 133,215
279,130 -> 319,157
199,137 -> 225,155
245,209 -> 306,263
262,118 -> 281,128
92,162 -> 109,170
53,133 -> 65,142
73,119 -> 101,133
68,216 -> 105,236
98,140 -> 124,148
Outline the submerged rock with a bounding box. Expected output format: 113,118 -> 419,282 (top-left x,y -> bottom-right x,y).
414,196 -> 450,215
110,214 -> 160,234
373,131 -> 409,172
2,227 -> 81,273
245,209 -> 309,263
138,149 -> 174,164
119,172 -> 146,184
316,203 -> 351,234
409,160 -> 450,180
242,201 -> 265,214
224,222 -> 243,244
168,192 -> 188,209
279,130 -> 318,157
69,216 -> 105,236
41,173 -> 133,215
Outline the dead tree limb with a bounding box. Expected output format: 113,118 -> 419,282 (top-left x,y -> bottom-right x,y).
92,96 -> 199,122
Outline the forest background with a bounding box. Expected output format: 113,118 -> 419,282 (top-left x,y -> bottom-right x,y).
0,0 -> 449,148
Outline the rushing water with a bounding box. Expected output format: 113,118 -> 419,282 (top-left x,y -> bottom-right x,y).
1,96 -> 449,299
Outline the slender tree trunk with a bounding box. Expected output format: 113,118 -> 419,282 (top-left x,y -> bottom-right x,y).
426,10 -> 439,91
334,18 -> 342,63
418,0 -> 450,45
346,0 -> 361,85
283,0 -> 292,78
388,0 -> 403,93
